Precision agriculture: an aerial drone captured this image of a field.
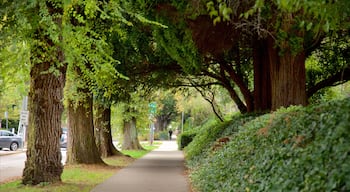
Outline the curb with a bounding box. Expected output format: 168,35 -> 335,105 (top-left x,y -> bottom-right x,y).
0,149 -> 26,156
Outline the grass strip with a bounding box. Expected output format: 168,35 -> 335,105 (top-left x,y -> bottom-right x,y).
0,142 -> 161,192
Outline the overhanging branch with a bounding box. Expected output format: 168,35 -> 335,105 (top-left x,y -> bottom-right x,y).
307,67 -> 350,97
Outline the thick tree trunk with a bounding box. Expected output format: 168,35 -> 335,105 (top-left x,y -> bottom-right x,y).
66,82 -> 104,164
253,39 -> 272,112
267,36 -> 307,110
122,117 -> 144,150
23,63 -> 65,185
94,103 -> 122,157
22,2 -> 65,185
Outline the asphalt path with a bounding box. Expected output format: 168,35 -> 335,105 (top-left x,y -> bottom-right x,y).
0,148 -> 67,183
92,140 -> 189,192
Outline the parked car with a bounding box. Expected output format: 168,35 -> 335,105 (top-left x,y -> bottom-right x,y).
60,128 -> 68,148
0,130 -> 23,151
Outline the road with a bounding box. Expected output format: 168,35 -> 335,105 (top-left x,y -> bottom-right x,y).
0,149 -> 67,183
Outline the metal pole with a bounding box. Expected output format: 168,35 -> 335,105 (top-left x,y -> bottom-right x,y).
181,111 -> 184,133
149,122 -> 154,145
5,111 -> 8,129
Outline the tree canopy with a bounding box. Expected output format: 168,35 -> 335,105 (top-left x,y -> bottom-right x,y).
0,0 -> 349,186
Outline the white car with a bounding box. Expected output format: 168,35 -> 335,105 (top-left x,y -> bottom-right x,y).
60,128 -> 68,148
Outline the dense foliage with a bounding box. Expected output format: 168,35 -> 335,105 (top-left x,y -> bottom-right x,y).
185,98 -> 350,191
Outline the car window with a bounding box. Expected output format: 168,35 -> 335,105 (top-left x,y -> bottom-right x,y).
0,131 -> 14,136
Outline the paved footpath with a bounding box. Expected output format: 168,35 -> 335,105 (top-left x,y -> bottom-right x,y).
91,140 -> 189,192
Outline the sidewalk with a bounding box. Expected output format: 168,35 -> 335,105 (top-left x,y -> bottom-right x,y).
91,140 -> 189,192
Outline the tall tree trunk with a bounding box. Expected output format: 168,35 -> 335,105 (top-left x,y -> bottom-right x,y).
66,75 -> 104,165
94,103 -> 122,157
253,39 -> 272,112
122,117 -> 144,150
267,36 -> 307,110
23,60 -> 66,185
22,1 -> 65,185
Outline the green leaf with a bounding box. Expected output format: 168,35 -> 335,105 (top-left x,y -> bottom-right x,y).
255,0 -> 265,9
306,22 -> 313,31
222,7 -> 232,21
213,16 -> 221,25
206,1 -> 214,12
209,10 -> 218,18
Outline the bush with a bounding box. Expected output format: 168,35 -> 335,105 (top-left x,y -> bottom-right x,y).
178,130 -> 197,150
185,114 -> 260,168
187,98 -> 350,192
157,131 -> 169,140
0,119 -> 19,132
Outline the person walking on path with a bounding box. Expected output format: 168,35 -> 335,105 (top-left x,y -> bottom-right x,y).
91,140 -> 189,192
168,129 -> 173,140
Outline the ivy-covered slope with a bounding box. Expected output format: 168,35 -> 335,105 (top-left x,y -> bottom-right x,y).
185,98 -> 350,192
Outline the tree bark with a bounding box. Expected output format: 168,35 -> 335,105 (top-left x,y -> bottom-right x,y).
267,35 -> 307,110
253,38 -> 272,112
122,117 -> 144,150
23,61 -> 65,185
94,103 -> 122,157
22,1 -> 65,185
66,78 -> 104,165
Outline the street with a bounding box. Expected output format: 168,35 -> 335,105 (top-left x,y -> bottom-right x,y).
0,149 -> 67,183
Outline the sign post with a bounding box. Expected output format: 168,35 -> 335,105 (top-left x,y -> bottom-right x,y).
18,96 -> 28,148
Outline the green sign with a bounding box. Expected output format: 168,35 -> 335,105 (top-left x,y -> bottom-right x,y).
148,102 -> 157,114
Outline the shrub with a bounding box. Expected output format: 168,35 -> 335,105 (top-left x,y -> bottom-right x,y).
157,131 -> 169,140
185,114 -> 261,168
178,129 -> 197,150
188,98 -> 350,192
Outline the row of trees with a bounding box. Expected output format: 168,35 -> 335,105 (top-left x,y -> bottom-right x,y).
132,0 -> 350,114
0,0 -> 167,185
1,0 -> 349,186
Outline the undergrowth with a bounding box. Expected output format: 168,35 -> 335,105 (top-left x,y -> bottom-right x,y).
185,98 -> 350,192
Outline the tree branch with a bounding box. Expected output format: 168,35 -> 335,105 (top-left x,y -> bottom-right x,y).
202,68 -> 248,113
192,84 -> 224,122
307,67 -> 350,98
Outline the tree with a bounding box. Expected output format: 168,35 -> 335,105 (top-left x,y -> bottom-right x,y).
154,91 -> 178,132
116,97 -> 145,150
149,5 -> 255,113
1,0 -> 67,184
105,10 -> 180,149
94,101 -> 122,157
206,0 -> 350,110
65,67 -> 104,164
306,32 -> 350,98
133,0 -> 350,113
63,0 -> 123,165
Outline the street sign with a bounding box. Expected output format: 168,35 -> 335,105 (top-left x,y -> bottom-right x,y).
148,102 -> 157,115
20,110 -> 29,126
